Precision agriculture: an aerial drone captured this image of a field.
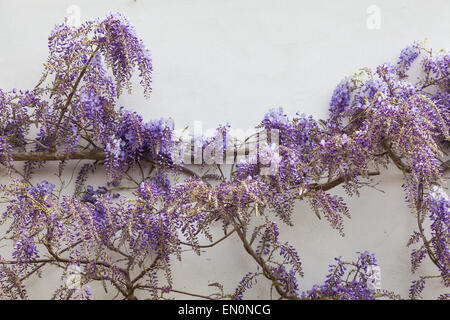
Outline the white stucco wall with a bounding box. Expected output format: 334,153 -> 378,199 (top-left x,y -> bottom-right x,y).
0,0 -> 448,299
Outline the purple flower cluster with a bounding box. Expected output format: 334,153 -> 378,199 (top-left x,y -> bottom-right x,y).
233,272 -> 259,300
0,13 -> 175,186
104,109 -> 175,183
396,42 -> 421,77
301,252 -> 379,300
407,186 -> 450,298
428,187 -> 450,285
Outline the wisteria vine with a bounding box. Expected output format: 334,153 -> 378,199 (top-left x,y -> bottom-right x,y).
0,13 -> 448,300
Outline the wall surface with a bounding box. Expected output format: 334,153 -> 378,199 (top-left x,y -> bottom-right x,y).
0,0 -> 449,299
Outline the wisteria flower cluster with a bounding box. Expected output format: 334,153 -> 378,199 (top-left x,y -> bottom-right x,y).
300,252 -> 395,300
0,13 -> 448,300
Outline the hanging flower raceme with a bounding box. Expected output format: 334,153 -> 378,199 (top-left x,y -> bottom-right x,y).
301,252 -> 387,300
428,187 -> 450,285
